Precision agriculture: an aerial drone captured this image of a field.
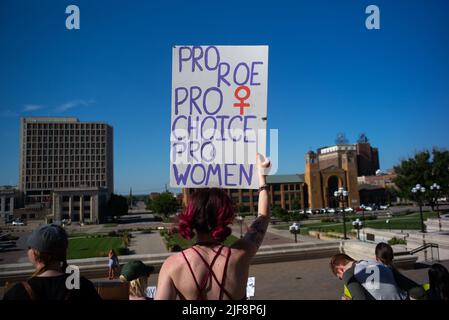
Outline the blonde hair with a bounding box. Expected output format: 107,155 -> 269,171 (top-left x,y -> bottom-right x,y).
120,275 -> 148,298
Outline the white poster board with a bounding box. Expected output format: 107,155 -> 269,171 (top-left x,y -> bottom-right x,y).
246,276 -> 255,299
145,286 -> 157,299
170,45 -> 268,189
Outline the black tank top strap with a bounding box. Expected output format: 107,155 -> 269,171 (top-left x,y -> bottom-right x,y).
219,245 -> 233,300
181,249 -> 203,299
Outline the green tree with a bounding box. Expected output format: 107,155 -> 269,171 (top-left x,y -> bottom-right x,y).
292,196 -> 301,210
151,192 -> 179,217
106,193 -> 129,218
393,148 -> 449,202
272,205 -> 289,222
145,197 -> 153,211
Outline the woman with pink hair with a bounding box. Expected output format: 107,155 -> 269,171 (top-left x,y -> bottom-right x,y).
156,154 -> 271,300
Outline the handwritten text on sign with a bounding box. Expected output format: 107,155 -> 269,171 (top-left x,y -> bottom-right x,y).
170,45 -> 268,189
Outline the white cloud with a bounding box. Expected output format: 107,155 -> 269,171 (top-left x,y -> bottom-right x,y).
56,99 -> 95,112
23,104 -> 44,112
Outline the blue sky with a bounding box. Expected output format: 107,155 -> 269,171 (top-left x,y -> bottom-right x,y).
1,0 -> 448,195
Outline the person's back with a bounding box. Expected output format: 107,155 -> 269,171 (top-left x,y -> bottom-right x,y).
351,260 -> 406,300
4,274 -> 100,300
165,243 -> 250,300
156,154 -> 271,300
428,263 -> 449,300
3,224 -> 101,301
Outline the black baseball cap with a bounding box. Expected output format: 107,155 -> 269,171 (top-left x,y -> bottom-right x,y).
27,224 -> 68,254
120,261 -> 154,282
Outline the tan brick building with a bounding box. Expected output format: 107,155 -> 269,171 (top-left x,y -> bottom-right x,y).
18,117 -> 113,223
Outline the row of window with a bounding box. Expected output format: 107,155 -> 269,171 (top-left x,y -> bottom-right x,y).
26,123 -> 106,130
62,196 -> 91,202
26,181 -> 106,189
27,155 -> 105,162
26,161 -> 106,169
27,134 -> 106,142
26,174 -> 106,182
26,168 -> 106,176
26,143 -> 106,150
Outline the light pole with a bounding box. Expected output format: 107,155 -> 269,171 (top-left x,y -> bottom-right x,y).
386,219 -> 390,231
411,184 -> 426,233
236,215 -> 244,238
352,218 -> 363,240
430,183 -> 441,232
334,187 -> 349,239
289,222 -> 300,243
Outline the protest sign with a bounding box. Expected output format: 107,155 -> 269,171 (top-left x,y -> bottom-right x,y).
170,45 -> 269,189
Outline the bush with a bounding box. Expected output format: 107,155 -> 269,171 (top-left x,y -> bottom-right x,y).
116,247 -> 129,255
290,212 -> 308,221
108,230 -> 118,237
272,206 -> 289,222
388,237 -> 407,245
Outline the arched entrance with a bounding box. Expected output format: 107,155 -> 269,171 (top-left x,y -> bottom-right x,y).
327,176 -> 339,208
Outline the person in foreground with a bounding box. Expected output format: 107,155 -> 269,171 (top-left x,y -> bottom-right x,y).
427,263 -> 449,300
330,253 -> 406,300
120,260 -> 155,300
3,224 -> 101,300
155,153 -> 271,300
375,242 -> 425,299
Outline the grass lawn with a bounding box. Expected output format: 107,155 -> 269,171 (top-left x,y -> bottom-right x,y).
167,233 -> 239,250
104,223 -> 119,228
68,236 -> 124,259
273,211 -> 439,234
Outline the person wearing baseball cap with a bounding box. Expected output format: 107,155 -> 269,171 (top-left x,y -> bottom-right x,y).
3,224 -> 101,300
120,260 -> 155,300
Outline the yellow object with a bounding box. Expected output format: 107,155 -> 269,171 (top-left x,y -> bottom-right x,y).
422,283 -> 430,291
344,285 -> 352,299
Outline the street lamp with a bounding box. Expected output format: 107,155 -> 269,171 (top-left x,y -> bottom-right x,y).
289,222 -> 300,243
334,187 -> 349,239
236,215 -> 244,238
386,219 -> 390,231
352,218 -> 363,240
430,183 -> 442,232
411,184 -> 426,233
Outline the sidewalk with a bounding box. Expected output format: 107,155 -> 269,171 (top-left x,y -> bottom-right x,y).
128,232 -> 167,255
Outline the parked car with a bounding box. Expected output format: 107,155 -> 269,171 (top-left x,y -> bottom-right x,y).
379,205 -> 389,210
364,206 -> 373,211
12,220 -> 25,226
306,209 -> 313,215
344,207 -> 354,212
327,208 -> 336,214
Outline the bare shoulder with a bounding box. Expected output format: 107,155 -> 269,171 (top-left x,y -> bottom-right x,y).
161,251 -> 185,273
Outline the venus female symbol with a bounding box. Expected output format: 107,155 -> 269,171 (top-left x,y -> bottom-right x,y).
233,86 -> 251,115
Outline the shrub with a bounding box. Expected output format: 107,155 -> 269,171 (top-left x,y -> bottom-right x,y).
108,230 -> 118,237
388,237 -> 407,245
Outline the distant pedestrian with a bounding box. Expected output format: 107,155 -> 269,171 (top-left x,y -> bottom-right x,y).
428,263 -> 449,300
108,249 -> 120,280
119,260 -> 155,300
3,224 -> 101,300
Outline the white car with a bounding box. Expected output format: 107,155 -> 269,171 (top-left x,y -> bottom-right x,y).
327,208 -> 336,214
344,207 -> 354,212
12,221 -> 25,226
364,206 -> 373,211
306,209 -> 313,215
379,205 -> 389,210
